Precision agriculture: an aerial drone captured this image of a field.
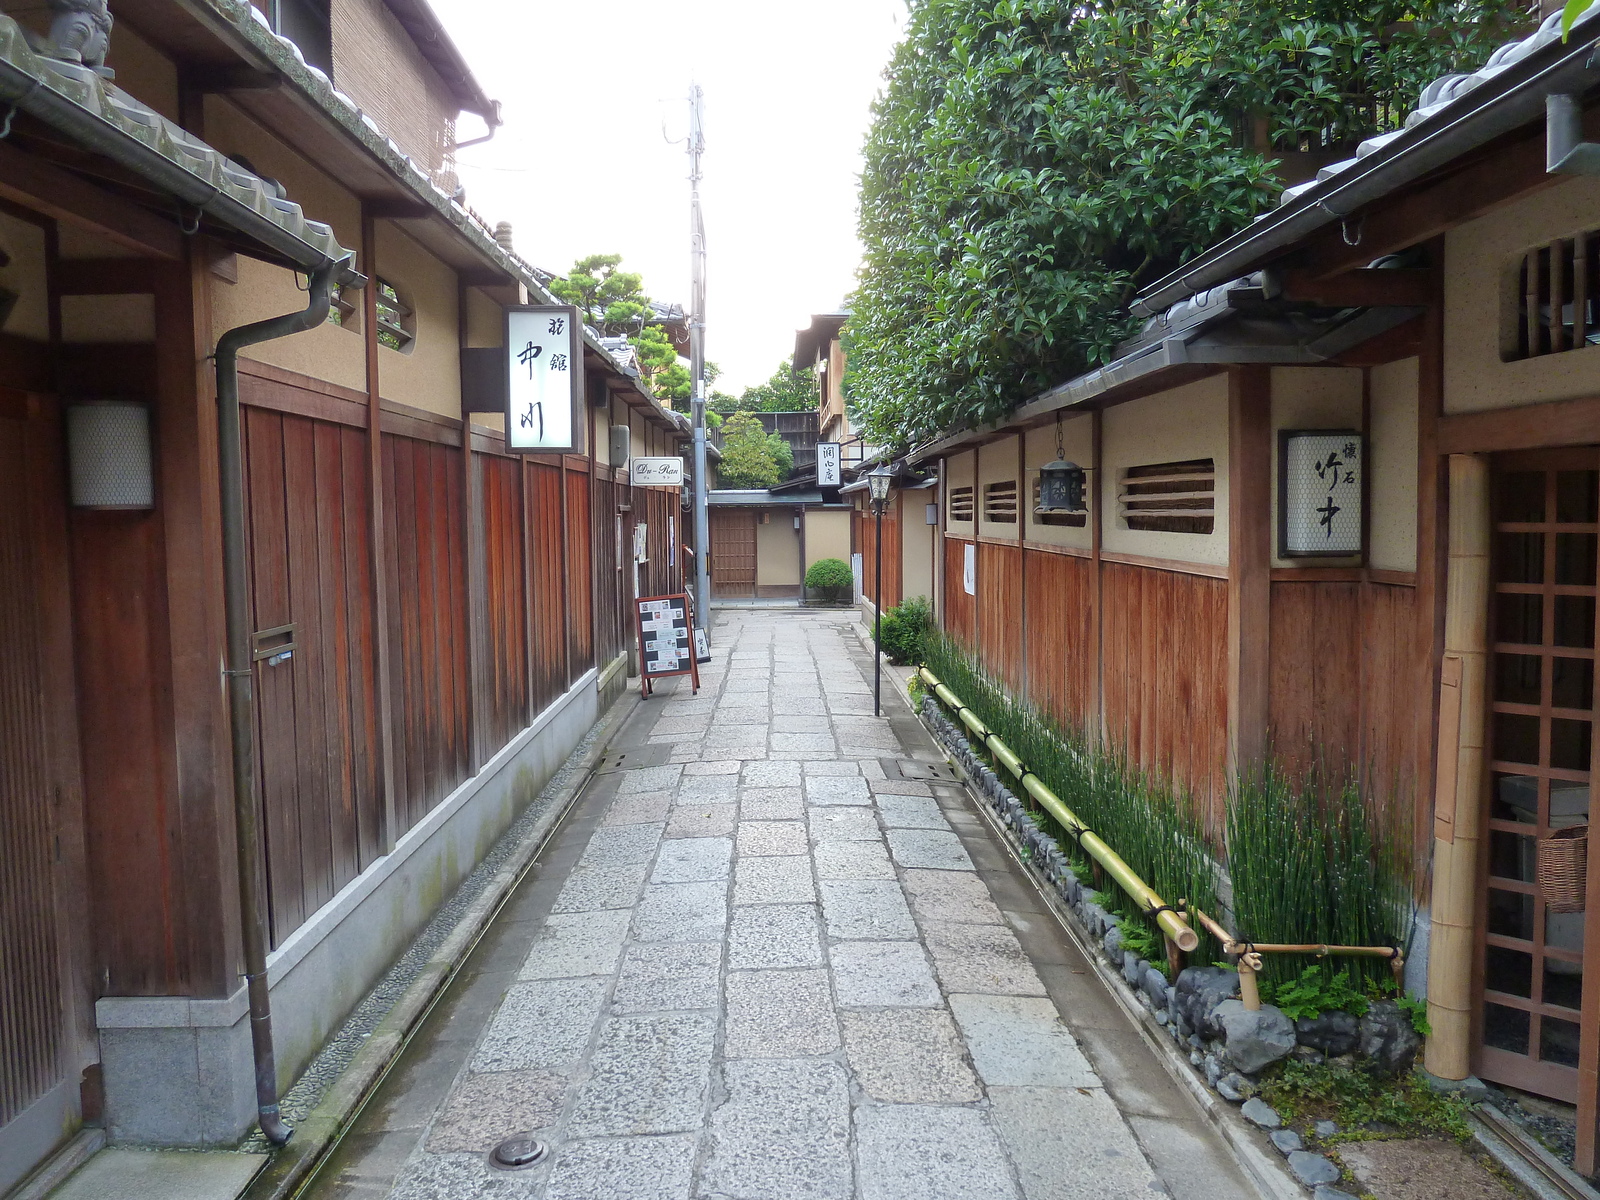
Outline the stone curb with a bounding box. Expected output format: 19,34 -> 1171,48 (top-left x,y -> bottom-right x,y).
239,687 -> 641,1200
906,690 -> 1304,1200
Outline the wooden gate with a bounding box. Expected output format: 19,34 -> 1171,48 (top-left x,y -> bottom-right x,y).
0,388 -> 93,1195
710,508 -> 757,597
1477,450 -> 1598,1109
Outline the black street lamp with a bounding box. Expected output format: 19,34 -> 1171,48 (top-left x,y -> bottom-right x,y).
867,465 -> 893,717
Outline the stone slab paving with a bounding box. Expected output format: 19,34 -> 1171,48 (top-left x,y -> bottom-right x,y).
328,610 -> 1255,1200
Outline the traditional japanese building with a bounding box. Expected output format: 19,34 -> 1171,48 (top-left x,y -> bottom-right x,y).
0,0 -> 689,1189
897,8 -> 1600,1175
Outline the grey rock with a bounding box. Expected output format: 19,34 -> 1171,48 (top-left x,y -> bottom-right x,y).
1292,1045 -> 1326,1065
1270,1129 -> 1304,1156
1204,1054 -> 1222,1087
1155,1011 -> 1169,1026
1312,1189 -> 1359,1200
1415,1068 -> 1489,1101
1172,966 -> 1241,1040
1313,1120 -> 1338,1140
1122,951 -> 1141,986
1240,1097 -> 1282,1129
1295,1010 -> 1359,1056
1215,999 -> 1296,1075
1287,1151 -> 1342,1187
1102,925 -> 1123,959
1190,1050 -> 1204,1067
1082,902 -> 1109,938
1142,966 -> 1170,1011
1215,1072 -> 1249,1102
1358,1000 -> 1422,1075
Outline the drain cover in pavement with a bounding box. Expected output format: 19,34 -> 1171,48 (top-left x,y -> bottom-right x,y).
884,759 -> 961,782
596,743 -> 672,773
490,1136 -> 548,1169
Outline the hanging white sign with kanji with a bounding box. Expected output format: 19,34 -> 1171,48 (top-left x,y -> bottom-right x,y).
1280,430 -> 1363,557
505,305 -> 584,455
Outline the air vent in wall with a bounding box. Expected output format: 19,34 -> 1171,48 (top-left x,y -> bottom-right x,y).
983,480 -> 1018,524
1120,459 -> 1215,534
947,485 -> 974,523
1513,233 -> 1600,360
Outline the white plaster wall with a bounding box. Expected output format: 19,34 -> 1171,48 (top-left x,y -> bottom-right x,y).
1023,415 -> 1093,550
1100,375 -> 1229,565
1444,174 -> 1600,414
1370,357 -> 1420,572
944,449 -> 976,539
804,508 -> 852,570
977,434 -> 1022,540
901,490 -> 936,601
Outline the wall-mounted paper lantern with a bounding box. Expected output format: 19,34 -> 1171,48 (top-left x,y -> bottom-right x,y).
1280,429 -> 1362,557
67,402 -> 154,510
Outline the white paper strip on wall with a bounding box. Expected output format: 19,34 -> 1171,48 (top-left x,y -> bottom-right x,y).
963,542 -> 977,595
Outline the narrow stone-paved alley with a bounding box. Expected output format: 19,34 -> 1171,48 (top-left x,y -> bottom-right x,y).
315,609 -> 1254,1199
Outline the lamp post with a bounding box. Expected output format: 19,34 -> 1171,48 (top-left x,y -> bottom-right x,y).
867,465 -> 893,717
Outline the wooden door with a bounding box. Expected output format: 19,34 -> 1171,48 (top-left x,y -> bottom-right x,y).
0,389 -> 93,1195
710,508 -> 757,597
1478,451 -> 1597,1108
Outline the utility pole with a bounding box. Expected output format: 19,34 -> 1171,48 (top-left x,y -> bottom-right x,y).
688,84 -> 711,636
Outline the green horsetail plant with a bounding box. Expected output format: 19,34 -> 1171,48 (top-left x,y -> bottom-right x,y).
1226,761 -> 1414,991
922,633 -> 1220,967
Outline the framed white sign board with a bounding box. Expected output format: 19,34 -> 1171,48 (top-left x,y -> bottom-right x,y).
631,456 -> 684,487
505,305 -> 584,455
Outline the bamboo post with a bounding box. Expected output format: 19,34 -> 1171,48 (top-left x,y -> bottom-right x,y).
1426,454 -> 1492,1081
1238,951 -> 1263,1011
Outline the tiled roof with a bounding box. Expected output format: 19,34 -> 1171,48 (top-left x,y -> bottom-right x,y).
0,12 -> 357,278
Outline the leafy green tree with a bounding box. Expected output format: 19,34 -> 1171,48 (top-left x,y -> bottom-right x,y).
850,0 -> 1518,448
633,325 -> 691,401
710,360 -> 818,414
716,411 -> 783,489
768,432 -> 795,478
548,253 -> 649,336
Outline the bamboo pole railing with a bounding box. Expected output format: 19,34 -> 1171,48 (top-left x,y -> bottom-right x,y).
1188,905 -> 1405,1011
918,667 -> 1199,954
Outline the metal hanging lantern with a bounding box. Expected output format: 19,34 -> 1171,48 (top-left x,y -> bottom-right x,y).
1036,412 -> 1085,513
1037,458 -> 1085,512
866,464 -> 893,505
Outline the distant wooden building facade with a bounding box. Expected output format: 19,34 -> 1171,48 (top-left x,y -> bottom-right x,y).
0,0 -> 686,1188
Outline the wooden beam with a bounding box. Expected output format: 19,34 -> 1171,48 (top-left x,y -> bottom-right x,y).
1277,268 -> 1434,307
1298,130 -> 1551,279
361,206 -> 399,851
1437,391 -> 1600,454
1227,365 -> 1272,777
0,140 -> 183,260
55,257 -> 158,295
182,64 -> 279,93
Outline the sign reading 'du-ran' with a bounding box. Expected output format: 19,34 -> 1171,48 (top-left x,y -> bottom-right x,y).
505,305 -> 584,455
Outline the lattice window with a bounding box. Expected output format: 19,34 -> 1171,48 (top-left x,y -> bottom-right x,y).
1120,458 -> 1215,534
1031,479 -> 1087,527
375,279 -> 415,353
983,480 -> 1019,523
325,283 -> 360,331
947,484 -> 974,523
1511,234 -> 1600,361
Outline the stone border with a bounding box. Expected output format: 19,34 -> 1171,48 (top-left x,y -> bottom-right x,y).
239,686 -> 640,1200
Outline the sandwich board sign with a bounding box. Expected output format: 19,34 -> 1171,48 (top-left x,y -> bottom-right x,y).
635,592 -> 700,696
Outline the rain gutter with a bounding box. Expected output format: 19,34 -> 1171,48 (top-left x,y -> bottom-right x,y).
1130,15 -> 1600,319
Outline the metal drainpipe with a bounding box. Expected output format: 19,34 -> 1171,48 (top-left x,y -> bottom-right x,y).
214,259 -> 344,1146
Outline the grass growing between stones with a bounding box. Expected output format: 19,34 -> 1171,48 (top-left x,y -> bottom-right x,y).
922,633 -> 1220,967
1261,1062 -> 1474,1143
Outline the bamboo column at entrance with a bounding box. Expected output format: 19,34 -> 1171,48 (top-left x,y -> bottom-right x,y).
1425,453 -> 1491,1081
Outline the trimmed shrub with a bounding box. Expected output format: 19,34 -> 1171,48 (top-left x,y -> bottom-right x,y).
878,595 -> 933,665
805,557 -> 853,602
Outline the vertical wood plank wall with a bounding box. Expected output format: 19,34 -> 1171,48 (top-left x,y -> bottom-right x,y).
977,542 -> 1023,690
232,373 -> 617,950
942,537 -> 976,648
856,498 -> 903,611
1022,549 -> 1095,730
1101,562 -> 1230,831
1268,579 -> 1423,808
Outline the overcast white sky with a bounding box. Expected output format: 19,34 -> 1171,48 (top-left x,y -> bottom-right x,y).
433,2 -> 907,395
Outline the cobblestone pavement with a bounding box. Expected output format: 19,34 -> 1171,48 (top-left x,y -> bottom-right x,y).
315,610 -> 1254,1200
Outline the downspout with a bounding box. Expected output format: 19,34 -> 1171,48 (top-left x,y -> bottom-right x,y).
214,259 -> 345,1146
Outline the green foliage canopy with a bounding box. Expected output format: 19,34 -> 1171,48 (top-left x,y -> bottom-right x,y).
716,411 -> 784,489
548,253 -> 649,336
850,0 -> 1518,448
710,360 -> 819,414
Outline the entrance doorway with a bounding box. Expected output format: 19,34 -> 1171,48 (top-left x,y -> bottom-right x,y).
709,508 -> 756,598
1479,451 -> 1596,1106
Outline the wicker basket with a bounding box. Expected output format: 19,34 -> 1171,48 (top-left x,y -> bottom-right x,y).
1537,825 -> 1589,914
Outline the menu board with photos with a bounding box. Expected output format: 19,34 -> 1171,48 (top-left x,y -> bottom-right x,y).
635,592 -> 700,696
